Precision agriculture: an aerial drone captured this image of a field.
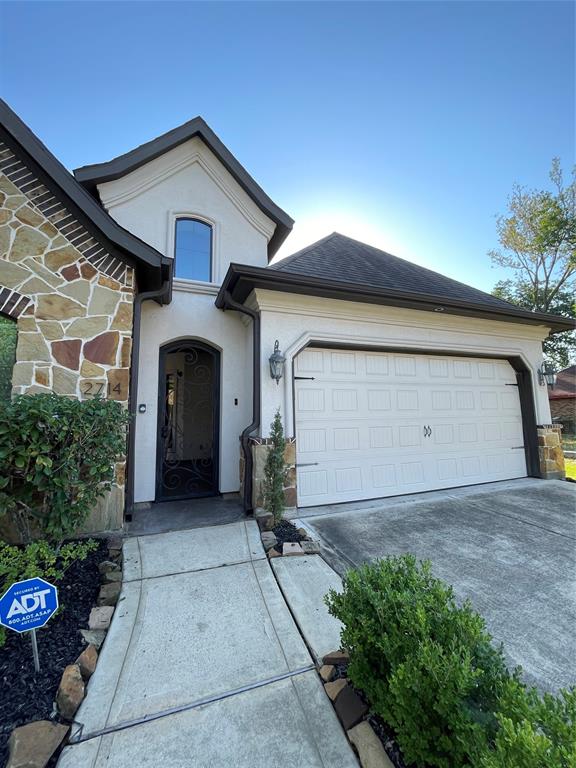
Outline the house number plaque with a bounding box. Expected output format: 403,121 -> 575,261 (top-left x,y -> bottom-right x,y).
81,380 -> 124,400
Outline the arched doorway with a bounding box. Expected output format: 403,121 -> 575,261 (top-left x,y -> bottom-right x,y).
156,340 -> 220,501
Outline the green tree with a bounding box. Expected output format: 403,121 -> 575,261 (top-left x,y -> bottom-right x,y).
262,409 -> 287,524
490,159 -> 575,367
493,280 -> 575,368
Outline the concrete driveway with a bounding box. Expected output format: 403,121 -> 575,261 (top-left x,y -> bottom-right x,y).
298,478 -> 576,693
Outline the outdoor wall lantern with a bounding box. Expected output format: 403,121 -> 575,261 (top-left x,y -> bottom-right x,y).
269,340 -> 286,385
537,361 -> 556,388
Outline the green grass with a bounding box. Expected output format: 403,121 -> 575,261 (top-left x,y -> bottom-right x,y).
565,459 -> 576,481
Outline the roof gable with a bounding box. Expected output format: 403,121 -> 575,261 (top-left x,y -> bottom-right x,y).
74,116 -> 294,259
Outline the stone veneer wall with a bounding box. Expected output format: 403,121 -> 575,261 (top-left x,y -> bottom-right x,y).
0,142 -> 135,533
537,424 -> 565,480
239,437 -> 297,511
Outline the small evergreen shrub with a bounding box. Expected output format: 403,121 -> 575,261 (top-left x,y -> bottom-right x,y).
262,409 -> 287,524
480,680 -> 576,768
0,393 -> 130,542
326,555 -> 576,768
326,555 -> 513,767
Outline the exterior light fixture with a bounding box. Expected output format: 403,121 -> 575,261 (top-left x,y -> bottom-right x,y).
269,340 -> 286,385
537,361 -> 556,388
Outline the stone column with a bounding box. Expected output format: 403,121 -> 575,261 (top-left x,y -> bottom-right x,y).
537,424 -> 565,480
249,437 -> 297,512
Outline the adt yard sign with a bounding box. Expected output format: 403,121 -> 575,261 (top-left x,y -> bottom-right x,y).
0,577 -> 58,672
0,577 -> 58,632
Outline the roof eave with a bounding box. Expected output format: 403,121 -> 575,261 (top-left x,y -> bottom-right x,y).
73,116 -> 294,260
217,264 -> 576,333
0,100 -> 168,293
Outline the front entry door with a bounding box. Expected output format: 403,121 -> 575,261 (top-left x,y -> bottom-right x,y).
156,341 -> 220,501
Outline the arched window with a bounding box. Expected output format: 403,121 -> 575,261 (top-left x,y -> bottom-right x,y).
174,218 -> 212,282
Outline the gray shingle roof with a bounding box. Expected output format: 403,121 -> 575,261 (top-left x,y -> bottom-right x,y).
271,232 -> 519,312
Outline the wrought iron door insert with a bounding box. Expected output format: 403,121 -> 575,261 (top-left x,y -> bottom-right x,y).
156,341 -> 220,501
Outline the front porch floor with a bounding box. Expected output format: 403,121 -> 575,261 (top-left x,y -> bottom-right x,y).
126,495 -> 245,536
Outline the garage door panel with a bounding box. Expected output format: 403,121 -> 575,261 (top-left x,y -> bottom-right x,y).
367,390 -> 392,410
295,349 -> 528,507
398,425 -> 422,447
296,418 -> 523,457
369,426 -> 394,448
372,464 -> 396,488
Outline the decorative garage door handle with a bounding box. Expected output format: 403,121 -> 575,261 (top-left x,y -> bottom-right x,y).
423,425 -> 432,438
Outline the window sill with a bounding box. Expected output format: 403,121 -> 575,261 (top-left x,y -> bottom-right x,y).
173,279 -> 220,295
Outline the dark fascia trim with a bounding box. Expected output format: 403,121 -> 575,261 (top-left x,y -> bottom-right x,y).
217,264 -> 576,333
0,100 -> 170,286
74,116 -> 294,259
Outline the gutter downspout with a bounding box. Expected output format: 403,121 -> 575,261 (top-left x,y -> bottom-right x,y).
219,291 -> 260,513
125,277 -> 171,517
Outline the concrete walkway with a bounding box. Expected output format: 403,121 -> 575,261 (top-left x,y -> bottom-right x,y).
59,521 -> 357,768
272,555 -> 343,664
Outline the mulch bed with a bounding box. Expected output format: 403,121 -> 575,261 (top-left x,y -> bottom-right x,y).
272,519 -> 307,552
0,539 -> 107,766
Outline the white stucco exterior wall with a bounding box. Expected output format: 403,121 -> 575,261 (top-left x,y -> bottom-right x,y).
96,136 -> 274,278
133,292 -> 252,502
252,290 -> 552,438
91,136 -> 276,504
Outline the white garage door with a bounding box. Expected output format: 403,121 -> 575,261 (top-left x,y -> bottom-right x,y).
295,348 -> 528,507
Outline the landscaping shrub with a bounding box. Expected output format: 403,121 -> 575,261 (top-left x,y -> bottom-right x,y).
325,555 -> 514,767
0,393 -> 130,542
326,555 -> 576,768
263,408 -> 287,524
0,538 -> 98,647
480,680 -> 576,768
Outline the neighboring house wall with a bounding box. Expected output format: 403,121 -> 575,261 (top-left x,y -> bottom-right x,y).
95,137 -> 275,503
550,397 -> 576,431
549,366 -> 576,435
250,289 -> 558,498
550,398 -> 576,425
0,142 -> 134,532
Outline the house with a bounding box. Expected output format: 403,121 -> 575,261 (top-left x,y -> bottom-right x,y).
1,101 -> 572,532
549,365 -> 576,437
0,100 -> 168,531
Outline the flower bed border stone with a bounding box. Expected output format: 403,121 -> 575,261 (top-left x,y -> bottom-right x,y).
316,648 -> 401,768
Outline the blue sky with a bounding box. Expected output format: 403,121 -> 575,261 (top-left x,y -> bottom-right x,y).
1,1 -> 573,291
